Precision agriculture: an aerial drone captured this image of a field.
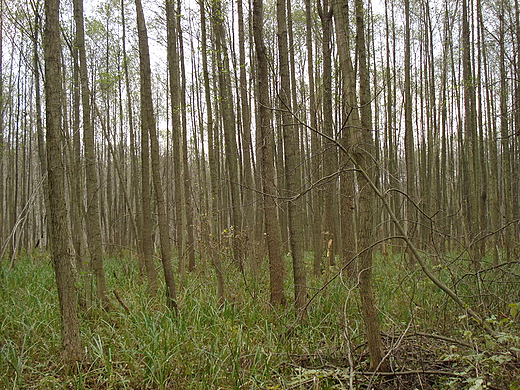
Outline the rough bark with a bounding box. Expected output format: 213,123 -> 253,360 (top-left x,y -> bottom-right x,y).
253,0 -> 286,307
211,0 -> 242,269
354,0 -> 387,372
43,0 -> 82,363
276,0 -> 307,314
166,0 -> 185,272
74,0 -> 108,307
333,0 -> 357,278
135,0 -> 177,310
404,0 -> 416,263
318,0 -> 337,274
306,0 -> 323,277
200,0 -> 225,304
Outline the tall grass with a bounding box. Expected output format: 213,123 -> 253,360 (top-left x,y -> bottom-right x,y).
1,251 -> 518,389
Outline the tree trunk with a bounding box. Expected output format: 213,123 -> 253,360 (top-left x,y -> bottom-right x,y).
404,0 -> 416,264
73,0 -> 108,308
43,0 -> 82,363
318,0 -> 337,275
166,0 -> 185,274
305,0 -> 323,278
176,1 -> 196,273
462,0 -> 481,264
237,0 -> 255,247
253,0 -> 286,307
276,0 -> 307,314
354,0 -> 387,372
200,0 -> 225,304
135,0 -> 177,310
211,0 -> 242,270
333,0 -> 357,278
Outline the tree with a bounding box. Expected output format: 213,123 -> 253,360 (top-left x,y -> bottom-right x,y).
211,0 -> 242,269
253,0 -> 286,307
43,0 -> 82,363
166,0 -> 185,272
354,0 -> 387,371
135,0 -> 177,310
318,0 -> 337,275
74,0 -> 108,307
276,0 -> 307,314
121,0 -> 157,292
200,0 -> 225,304
333,0 -> 357,277
404,0 -> 416,263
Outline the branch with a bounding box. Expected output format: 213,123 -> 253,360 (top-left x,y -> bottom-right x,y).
285,104 -> 498,337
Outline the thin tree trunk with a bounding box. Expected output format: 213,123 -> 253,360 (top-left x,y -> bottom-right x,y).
74,0 -> 108,308
43,0 -> 82,363
166,0 -> 185,274
237,0 -> 255,246
135,0 -> 177,311
176,1 -> 196,273
306,0 -> 322,277
201,0 -> 225,304
32,10 -> 51,255
354,0 -> 387,371
211,0 -> 242,269
404,0 -> 416,264
318,0 -> 337,275
334,0 -> 357,278
253,0 -> 286,307
498,4 -> 512,262
277,0 -> 307,314
0,0 -> 3,257
462,0 -> 481,264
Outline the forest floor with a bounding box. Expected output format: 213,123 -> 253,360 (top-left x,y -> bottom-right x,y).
1,250 -> 519,389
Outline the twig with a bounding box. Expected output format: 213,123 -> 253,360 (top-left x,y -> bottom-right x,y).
356,369 -> 464,377
112,289 -> 130,314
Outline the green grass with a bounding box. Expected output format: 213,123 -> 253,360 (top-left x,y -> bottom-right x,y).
0,250 -> 518,389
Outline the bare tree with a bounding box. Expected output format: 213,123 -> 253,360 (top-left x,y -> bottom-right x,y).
135,0 -> 177,310
43,0 -> 82,363
74,0 -> 108,307
253,0 -> 286,307
354,0 -> 387,371
277,0 -> 307,314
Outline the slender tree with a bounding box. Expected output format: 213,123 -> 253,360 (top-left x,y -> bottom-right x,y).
305,0 -> 323,277
43,0 -> 82,363
404,0 -> 416,262
318,0 -> 337,274
211,0 -> 242,268
135,0 -> 177,310
334,0 -> 357,277
354,0 -> 387,371
74,0 -> 108,307
276,0 -> 307,314
253,0 -> 286,307
166,0 -> 185,272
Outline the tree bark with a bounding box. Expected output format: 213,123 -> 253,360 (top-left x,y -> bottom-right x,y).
253,0 -> 286,307
43,0 -> 82,363
74,0 -> 109,307
333,0 -> 357,278
277,0 -> 307,314
211,0 -> 242,269
404,0 -> 416,264
135,0 -> 177,310
318,0 -> 337,275
354,0 -> 387,372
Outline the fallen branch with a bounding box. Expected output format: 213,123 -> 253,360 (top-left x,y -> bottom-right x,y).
112,289 -> 130,314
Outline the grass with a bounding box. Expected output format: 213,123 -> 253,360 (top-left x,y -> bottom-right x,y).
0,250 -> 519,389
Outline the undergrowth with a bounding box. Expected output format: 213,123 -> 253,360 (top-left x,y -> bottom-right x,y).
0,250 -> 518,389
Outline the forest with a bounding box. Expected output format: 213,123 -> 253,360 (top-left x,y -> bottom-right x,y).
0,0 -> 519,388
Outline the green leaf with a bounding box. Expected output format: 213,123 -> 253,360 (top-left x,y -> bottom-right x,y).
508,303 -> 519,318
